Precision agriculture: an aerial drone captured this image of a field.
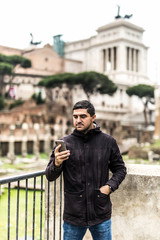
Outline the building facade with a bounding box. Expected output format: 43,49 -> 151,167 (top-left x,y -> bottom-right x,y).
0,18 -> 156,159
64,18 -> 153,122
0,44 -> 82,100
0,44 -> 81,158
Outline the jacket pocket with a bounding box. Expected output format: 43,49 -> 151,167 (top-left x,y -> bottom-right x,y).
64,190 -> 85,218
94,189 -> 111,216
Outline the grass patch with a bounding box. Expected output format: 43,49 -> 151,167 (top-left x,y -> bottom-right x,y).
0,187 -> 45,240
152,139 -> 160,147
15,153 -> 48,160
39,152 -> 49,159
1,162 -> 28,171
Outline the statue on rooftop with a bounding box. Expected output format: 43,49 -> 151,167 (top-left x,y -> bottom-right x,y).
115,5 -> 133,19
30,33 -> 42,46
124,14 -> 133,19
115,5 -> 121,19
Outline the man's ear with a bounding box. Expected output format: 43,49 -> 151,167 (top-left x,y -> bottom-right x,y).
92,114 -> 96,122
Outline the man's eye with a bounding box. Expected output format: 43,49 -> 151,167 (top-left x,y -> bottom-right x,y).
81,115 -> 86,119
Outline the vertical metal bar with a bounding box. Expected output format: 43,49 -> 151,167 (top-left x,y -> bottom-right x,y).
25,179 -> 28,240
40,175 -> 43,240
47,180 -> 50,240
32,177 -> 36,240
59,175 -> 62,240
53,180 -> 56,240
8,182 -> 11,240
16,181 -> 20,240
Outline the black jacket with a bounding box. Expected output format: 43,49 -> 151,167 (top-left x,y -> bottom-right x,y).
46,124 -> 127,226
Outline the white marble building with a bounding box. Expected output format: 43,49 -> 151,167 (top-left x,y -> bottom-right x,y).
64,19 -> 153,123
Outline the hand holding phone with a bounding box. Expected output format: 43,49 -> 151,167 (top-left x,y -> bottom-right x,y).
54,140 -> 70,167
55,140 -> 67,152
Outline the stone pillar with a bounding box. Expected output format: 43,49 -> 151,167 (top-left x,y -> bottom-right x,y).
111,47 -> 114,71
54,124 -> 62,140
33,123 -> 39,161
22,123 -> 28,157
134,48 -> 136,72
44,124 -> 51,155
7,124 -> 16,163
106,48 -> 111,72
129,47 -> 132,71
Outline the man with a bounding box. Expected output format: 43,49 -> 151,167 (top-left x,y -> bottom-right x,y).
46,100 -> 127,240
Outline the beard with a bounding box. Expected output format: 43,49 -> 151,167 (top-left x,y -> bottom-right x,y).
75,121 -> 93,134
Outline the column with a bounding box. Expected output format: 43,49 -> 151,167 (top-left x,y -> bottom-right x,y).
111,47 -> 114,71
103,49 -> 106,72
54,124 -> 62,140
22,123 -> 28,157
136,49 -> 139,72
106,48 -> 111,72
130,47 -> 132,71
33,123 -> 39,161
44,124 -> 51,155
134,49 -> 136,72
7,124 -> 16,163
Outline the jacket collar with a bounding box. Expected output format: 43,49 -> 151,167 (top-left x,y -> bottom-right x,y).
71,122 -> 101,138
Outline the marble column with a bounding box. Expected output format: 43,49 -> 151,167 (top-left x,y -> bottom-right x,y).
7,124 -> 16,163
33,123 -> 39,161
22,123 -> 28,157
44,124 -> 51,155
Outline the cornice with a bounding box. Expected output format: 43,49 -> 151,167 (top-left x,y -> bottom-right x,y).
97,19 -> 144,33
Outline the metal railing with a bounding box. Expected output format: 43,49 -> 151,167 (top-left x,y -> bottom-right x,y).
0,171 -> 63,240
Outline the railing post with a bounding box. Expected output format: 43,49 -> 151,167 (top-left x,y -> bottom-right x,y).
44,176 -> 63,240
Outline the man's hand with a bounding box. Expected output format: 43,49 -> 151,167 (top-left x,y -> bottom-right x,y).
54,144 -> 70,167
100,185 -> 111,195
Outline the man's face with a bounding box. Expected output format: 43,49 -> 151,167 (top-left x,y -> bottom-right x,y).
73,109 -> 96,134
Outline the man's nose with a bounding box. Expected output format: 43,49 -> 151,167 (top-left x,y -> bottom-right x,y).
77,116 -> 81,122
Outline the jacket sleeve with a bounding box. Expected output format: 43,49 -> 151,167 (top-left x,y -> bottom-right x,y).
106,138 -> 127,192
45,148 -> 63,181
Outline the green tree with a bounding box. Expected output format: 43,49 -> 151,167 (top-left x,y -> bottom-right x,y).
39,71 -> 117,100
9,99 -> 25,110
0,62 -> 13,96
126,84 -> 154,126
32,92 -> 45,104
75,71 -> 117,99
0,95 -> 6,110
0,54 -> 31,68
0,53 -> 31,97
38,73 -> 75,88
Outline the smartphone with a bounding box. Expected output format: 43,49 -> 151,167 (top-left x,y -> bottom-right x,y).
55,140 -> 67,152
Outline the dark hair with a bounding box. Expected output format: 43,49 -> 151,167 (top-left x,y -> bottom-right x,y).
72,100 -> 95,116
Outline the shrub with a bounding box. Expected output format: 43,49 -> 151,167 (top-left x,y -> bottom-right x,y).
32,92 -> 45,104
9,99 -> 25,110
0,96 -> 6,110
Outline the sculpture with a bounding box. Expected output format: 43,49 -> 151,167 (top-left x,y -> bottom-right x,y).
115,5 -> 133,19
30,33 -> 42,45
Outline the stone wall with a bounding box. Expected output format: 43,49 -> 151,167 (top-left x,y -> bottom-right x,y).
111,164 -> 160,240
45,164 -> 160,240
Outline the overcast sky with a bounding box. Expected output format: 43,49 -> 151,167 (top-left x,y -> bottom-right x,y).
0,0 -> 160,84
